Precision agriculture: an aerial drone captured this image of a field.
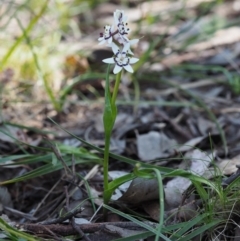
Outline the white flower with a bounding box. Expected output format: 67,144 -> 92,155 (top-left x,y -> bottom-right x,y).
113,34 -> 139,55
128,39 -> 139,55
113,36 -> 139,55
98,25 -> 114,45
114,10 -> 128,25
102,42 -> 139,74
113,9 -> 130,44
117,21 -> 131,36
114,32 -> 129,45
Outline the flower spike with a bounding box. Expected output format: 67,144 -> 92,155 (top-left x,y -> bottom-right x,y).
99,9 -> 140,74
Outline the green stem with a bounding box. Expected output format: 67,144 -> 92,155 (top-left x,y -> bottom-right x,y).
111,71 -> 122,106
103,70 -> 122,219
103,131 -> 111,203
103,137 -> 111,220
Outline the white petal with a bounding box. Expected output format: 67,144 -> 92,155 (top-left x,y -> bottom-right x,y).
103,58 -> 115,64
116,35 -> 125,44
98,40 -> 106,45
113,65 -> 122,74
111,42 -> 119,55
129,57 -> 139,64
114,15 -> 119,25
107,37 -> 113,44
128,48 -> 134,55
129,39 -> 139,45
123,43 -> 130,52
122,15 -> 128,22
123,64 -> 133,73
114,10 -> 123,19
122,35 -> 130,42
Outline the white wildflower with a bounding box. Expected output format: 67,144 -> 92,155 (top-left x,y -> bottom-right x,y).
98,25 -> 114,45
113,9 -> 128,25
102,42 -> 139,74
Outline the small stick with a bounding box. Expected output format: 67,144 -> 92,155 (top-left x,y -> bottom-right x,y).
17,222 -> 156,236
33,178 -> 62,216
222,165 -> 240,188
64,186 -> 91,241
50,144 -> 72,177
39,206 -> 83,225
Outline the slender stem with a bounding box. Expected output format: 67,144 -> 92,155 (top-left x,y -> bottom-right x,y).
103,131 -> 111,222
111,71 -> 122,106
103,131 -> 111,193
103,70 -> 122,219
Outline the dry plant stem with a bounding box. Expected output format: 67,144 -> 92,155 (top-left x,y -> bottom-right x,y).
40,207 -> 83,225
155,109 -> 192,139
50,144 -> 72,176
3,206 -> 37,221
33,178 -> 62,216
57,165 -> 99,217
222,165 -> 240,188
37,193 -> 65,221
18,222 -> 156,236
41,225 -> 62,241
65,186 -> 91,241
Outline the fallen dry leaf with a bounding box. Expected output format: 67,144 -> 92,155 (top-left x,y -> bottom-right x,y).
165,149 -> 212,208
217,154 -> 240,175
119,177 -> 159,204
137,131 -> 177,161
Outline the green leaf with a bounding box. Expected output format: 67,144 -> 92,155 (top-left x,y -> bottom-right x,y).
103,204 -> 171,241
178,219 -> 221,241
51,152 -> 58,166
0,218 -> 39,241
104,173 -> 136,204
0,155 -> 101,185
133,166 -> 156,179
173,213 -> 210,237
49,118 -> 174,174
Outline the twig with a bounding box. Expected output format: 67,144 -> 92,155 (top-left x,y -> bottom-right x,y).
65,186 -> 91,241
155,109 -> 192,140
41,225 -> 62,241
222,165 -> 240,188
17,222 -> 157,236
39,206 -> 83,225
58,165 -> 99,212
37,192 -> 65,221
3,206 -> 37,221
50,144 -> 72,176
33,178 -> 62,216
